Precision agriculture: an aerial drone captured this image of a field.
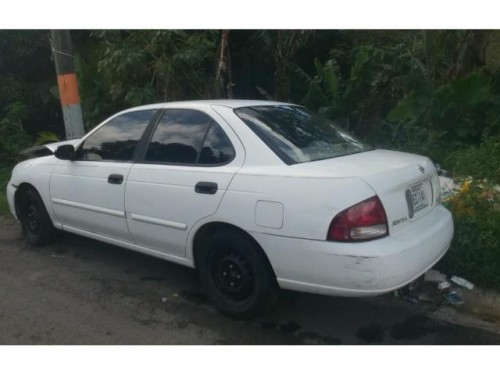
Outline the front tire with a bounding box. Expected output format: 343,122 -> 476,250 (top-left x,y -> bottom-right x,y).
18,188 -> 57,246
198,230 -> 279,318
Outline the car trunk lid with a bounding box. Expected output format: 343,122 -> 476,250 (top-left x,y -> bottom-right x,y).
290,149 -> 441,235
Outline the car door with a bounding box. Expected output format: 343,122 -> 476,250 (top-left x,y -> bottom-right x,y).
125,107 -> 244,257
50,109 -> 157,241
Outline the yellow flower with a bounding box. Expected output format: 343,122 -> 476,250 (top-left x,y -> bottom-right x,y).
460,180 -> 472,193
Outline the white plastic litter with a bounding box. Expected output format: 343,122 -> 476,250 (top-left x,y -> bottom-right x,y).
424,269 -> 447,283
439,176 -> 459,200
451,276 -> 474,290
437,281 -> 451,290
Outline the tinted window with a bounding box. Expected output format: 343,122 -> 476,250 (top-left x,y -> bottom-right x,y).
234,105 -> 371,164
198,123 -> 235,165
145,109 -> 217,164
79,110 -> 155,162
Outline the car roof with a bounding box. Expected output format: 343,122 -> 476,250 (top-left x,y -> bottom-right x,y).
121,99 -> 292,113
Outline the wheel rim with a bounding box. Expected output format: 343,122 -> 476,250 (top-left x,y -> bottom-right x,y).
212,249 -> 254,302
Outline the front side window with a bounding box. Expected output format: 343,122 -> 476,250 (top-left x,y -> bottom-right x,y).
78,110 -> 156,162
144,109 -> 234,165
234,105 -> 372,164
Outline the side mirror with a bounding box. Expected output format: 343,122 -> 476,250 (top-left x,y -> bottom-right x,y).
54,144 -> 75,160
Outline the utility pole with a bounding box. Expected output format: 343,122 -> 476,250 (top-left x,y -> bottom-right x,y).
50,30 -> 85,139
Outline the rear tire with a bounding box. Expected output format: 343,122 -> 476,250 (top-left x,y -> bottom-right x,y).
198,230 -> 279,319
18,188 -> 58,246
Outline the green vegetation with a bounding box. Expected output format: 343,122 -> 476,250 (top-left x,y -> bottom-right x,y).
0,165 -> 12,215
440,178 -> 500,288
438,136 -> 500,288
0,30 -> 499,289
446,136 -> 500,182
0,102 -> 33,163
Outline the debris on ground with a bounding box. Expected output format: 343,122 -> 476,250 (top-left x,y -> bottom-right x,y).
451,276 -> 474,290
418,287 -> 442,303
443,292 -> 464,305
395,281 -> 420,303
439,176 -> 461,201
436,163 -> 456,198
437,281 -> 451,291
435,164 -> 451,178
424,269 -> 447,283
161,297 -> 168,303
395,269 -> 475,307
438,174 -> 481,202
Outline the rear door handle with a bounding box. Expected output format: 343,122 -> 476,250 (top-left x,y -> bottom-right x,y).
195,181 -> 218,195
108,174 -> 124,185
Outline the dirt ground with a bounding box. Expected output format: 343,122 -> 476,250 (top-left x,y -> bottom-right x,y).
1,216 -> 499,345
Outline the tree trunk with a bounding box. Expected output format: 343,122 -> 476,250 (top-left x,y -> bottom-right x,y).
214,30 -> 233,98
273,30 -> 307,101
449,30 -> 490,79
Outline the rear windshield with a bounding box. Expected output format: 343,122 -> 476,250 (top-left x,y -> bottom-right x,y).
234,105 -> 372,164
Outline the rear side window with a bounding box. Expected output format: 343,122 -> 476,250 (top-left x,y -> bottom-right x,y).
198,122 -> 234,165
144,109 -> 234,165
234,105 -> 371,164
78,110 -> 155,162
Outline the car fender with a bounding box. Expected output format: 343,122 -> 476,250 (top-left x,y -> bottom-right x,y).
9,156 -> 60,226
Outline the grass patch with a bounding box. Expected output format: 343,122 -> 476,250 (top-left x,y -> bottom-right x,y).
445,136 -> 500,182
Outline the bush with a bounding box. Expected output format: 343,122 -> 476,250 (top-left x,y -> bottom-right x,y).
0,102 -> 32,163
438,178 -> 500,289
445,136 -> 500,183
437,137 -> 500,290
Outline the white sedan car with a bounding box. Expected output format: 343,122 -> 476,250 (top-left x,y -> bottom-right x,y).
7,100 -> 453,317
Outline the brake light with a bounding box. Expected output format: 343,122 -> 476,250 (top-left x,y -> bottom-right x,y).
327,196 -> 388,242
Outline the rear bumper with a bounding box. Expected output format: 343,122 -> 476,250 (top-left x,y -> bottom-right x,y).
252,205 -> 454,297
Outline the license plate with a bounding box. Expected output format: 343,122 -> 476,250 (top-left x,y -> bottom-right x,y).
405,181 -> 430,218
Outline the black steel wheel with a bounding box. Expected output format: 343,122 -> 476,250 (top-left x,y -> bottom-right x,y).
18,188 -> 57,246
212,248 -> 255,302
198,230 -> 279,318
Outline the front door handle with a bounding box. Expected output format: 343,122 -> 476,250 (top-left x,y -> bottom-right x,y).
195,181 -> 218,195
108,174 -> 124,185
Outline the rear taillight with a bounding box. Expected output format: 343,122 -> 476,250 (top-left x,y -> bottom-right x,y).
327,196 -> 388,242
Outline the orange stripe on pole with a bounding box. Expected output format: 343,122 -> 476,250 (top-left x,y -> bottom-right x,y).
57,73 -> 81,106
